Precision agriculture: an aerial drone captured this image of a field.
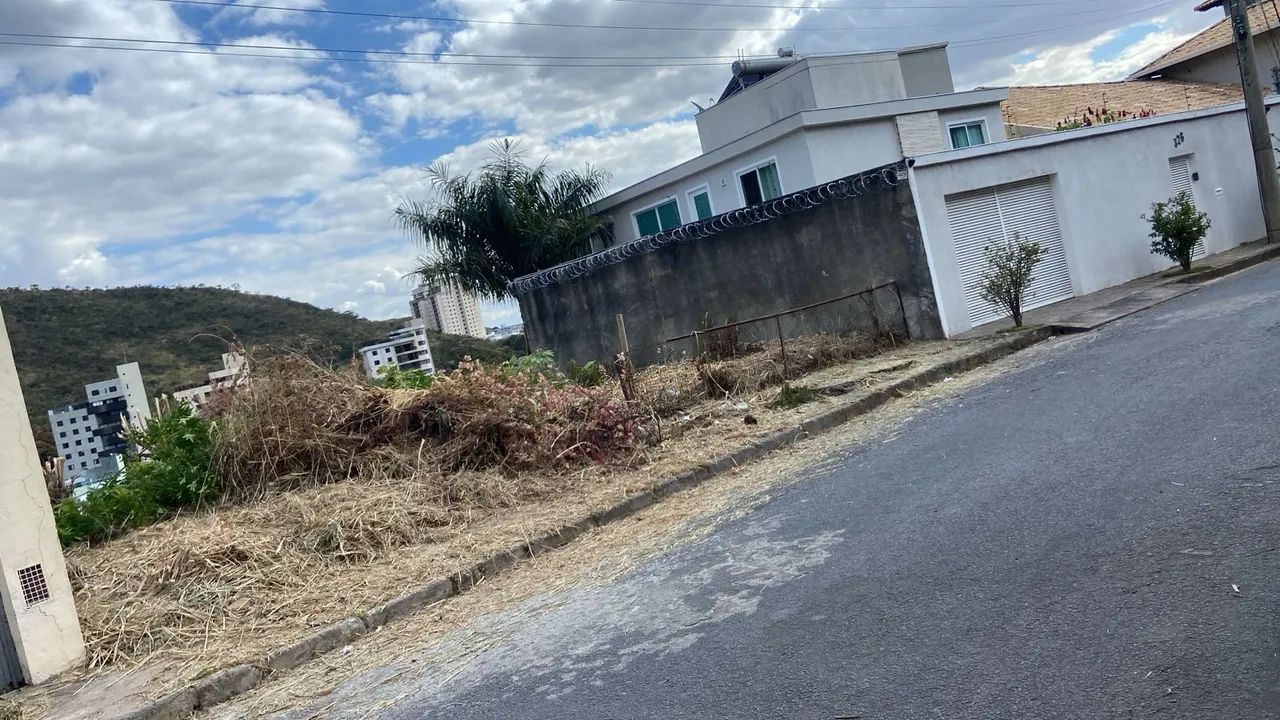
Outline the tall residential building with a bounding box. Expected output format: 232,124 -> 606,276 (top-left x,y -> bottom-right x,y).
172,352 -> 247,411
46,362 -> 152,488
411,281 -> 486,338
358,324 -> 436,380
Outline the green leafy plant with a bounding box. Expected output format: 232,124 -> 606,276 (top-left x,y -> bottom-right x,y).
55,403 -> 217,546
396,139 -> 613,300
1055,105 -> 1154,131
769,383 -> 819,409
978,235 -> 1046,327
375,367 -> 437,390
566,360 -> 608,387
502,349 -> 561,383
1144,191 -> 1210,273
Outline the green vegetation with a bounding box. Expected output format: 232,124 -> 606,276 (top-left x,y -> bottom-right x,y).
1145,191 -> 1211,273
769,383 -> 820,409
375,367 -> 437,390
55,403 -> 216,546
0,286 -> 513,457
566,360 -> 608,387
395,139 -> 612,299
978,236 -> 1046,328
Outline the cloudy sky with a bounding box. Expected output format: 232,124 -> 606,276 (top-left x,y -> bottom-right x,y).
0,0 -> 1216,325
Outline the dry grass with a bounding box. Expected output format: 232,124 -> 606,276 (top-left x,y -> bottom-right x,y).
25,335 -> 1014,718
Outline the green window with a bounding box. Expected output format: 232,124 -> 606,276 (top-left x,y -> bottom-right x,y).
634,199 -> 682,237
949,122 -> 987,149
691,190 -> 713,220
739,161 -> 782,206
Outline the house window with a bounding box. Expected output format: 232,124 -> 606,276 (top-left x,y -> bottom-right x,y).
109,386 -> 117,393
68,417 -> 75,425
738,161 -> 782,206
688,187 -> 714,221
91,389 -> 100,397
56,420 -> 64,427
76,440 -> 82,447
59,432 -> 66,438
948,121 -> 987,149
633,198 -> 682,237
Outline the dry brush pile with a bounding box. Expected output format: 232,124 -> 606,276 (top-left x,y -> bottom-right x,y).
64,330 -> 897,671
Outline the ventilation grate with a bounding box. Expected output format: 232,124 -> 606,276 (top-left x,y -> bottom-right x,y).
17,565 -> 49,608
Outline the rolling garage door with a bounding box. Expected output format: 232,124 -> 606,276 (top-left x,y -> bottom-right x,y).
945,176 -> 1074,328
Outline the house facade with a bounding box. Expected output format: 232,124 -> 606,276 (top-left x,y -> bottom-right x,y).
592,45 -> 1008,247
1129,2 -> 1280,89
358,324 -> 436,380
46,362 -> 151,489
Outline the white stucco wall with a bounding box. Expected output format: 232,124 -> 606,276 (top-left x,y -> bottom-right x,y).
0,307 -> 85,684
606,130 -> 817,245
897,45 -> 955,97
910,101 -> 1273,336
696,64 -> 818,153
805,120 -> 904,184
937,104 -> 1008,146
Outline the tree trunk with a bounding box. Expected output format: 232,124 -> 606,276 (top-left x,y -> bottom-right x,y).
1012,308 -> 1023,327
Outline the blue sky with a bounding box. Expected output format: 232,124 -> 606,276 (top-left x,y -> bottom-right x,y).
0,0 -> 1215,327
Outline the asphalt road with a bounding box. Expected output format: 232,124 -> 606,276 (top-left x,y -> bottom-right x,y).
296,261 -> 1280,719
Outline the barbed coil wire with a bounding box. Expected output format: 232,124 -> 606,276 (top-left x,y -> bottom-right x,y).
508,162 -> 906,296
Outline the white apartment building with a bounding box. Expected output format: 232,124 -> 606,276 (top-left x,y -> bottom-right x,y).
46,362 -> 152,488
172,352 -> 247,411
411,281 -> 486,338
358,324 -> 436,380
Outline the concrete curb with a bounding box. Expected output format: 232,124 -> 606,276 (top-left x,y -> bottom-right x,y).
117,329 -> 1050,719
1178,243 -> 1280,284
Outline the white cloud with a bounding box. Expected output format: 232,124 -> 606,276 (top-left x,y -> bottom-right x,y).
0,0 -> 1223,327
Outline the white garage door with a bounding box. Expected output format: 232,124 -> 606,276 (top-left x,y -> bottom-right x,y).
945,176 -> 1074,328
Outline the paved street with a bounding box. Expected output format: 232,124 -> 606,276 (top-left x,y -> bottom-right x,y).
293,261 -> 1280,719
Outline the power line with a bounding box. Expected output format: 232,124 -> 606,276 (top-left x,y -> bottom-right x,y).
612,0 -> 1105,9
150,0 -> 1149,34
6,0 -> 1182,69
0,32 -> 772,61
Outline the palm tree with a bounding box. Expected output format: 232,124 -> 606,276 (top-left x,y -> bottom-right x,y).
395,139 -> 613,300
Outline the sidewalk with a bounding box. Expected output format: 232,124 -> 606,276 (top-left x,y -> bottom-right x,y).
960,239 -> 1280,337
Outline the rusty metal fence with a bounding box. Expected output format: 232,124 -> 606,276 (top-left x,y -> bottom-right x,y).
659,282 -> 909,370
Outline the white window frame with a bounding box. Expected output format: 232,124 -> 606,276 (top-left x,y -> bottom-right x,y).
734,156 -> 783,208
631,195 -> 682,238
946,118 -> 989,150
685,184 -> 715,221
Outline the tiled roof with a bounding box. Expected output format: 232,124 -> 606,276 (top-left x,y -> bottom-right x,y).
1002,80 -> 1242,130
1129,2 -> 1280,79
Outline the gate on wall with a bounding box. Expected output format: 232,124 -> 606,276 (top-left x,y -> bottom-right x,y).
944,176 -> 1074,328
1169,155 -> 1207,259
0,593 -> 23,692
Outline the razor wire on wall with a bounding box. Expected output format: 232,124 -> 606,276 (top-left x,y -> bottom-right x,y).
508,162 -> 907,296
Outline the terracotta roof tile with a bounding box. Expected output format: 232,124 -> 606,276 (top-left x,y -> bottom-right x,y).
1002,80 -> 1242,130
1130,2 -> 1280,79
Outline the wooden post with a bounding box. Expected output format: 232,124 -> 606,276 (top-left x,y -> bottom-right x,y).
614,314 -> 636,402
615,314 -> 630,355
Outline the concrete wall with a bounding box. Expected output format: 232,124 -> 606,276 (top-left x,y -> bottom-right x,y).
910,101 -> 1273,336
696,63 -> 818,153
806,54 -> 907,110
898,46 -> 955,97
517,169 -> 943,367
0,307 -> 84,684
805,120 -> 905,184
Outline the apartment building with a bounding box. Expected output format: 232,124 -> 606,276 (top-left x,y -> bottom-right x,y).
46,362 -> 152,488
172,352 -> 247,411
358,324 -> 436,380
411,281 -> 486,338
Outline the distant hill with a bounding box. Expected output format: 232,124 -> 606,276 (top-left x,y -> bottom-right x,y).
0,286 -> 520,457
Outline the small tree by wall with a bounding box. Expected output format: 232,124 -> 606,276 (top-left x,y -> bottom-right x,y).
978,235 -> 1045,328
1144,191 -> 1210,273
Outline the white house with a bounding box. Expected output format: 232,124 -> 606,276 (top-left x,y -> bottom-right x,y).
358,324 -> 436,380
592,44 -> 1009,246
172,352 -> 247,411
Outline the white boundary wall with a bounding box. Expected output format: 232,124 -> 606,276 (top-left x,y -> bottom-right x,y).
908,100 -> 1278,336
